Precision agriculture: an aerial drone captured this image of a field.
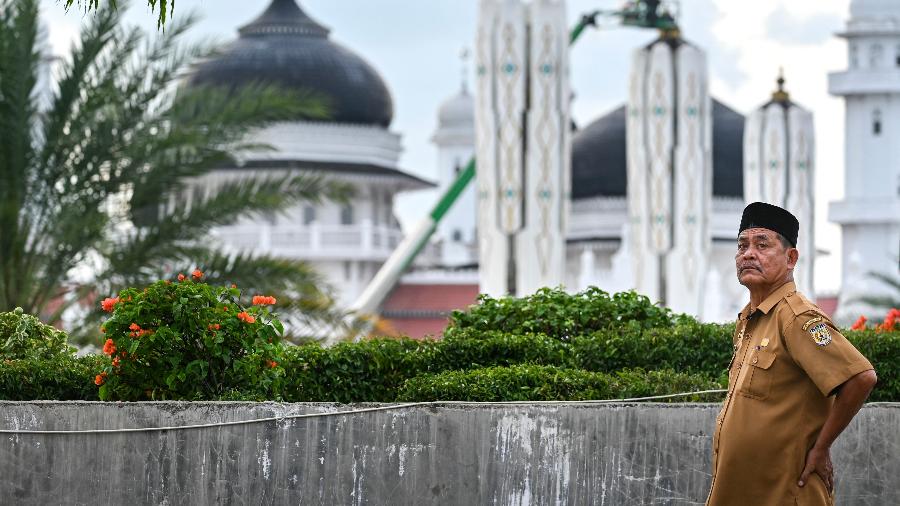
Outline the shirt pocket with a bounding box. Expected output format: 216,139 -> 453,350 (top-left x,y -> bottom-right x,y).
738,349 -> 777,400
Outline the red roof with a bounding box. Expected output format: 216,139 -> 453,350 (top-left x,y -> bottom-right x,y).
816,296 -> 838,319
377,283 -> 480,339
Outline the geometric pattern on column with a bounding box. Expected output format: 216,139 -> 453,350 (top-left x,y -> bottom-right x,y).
516,0 -> 568,295
743,74 -> 816,297
666,42 -> 712,315
626,34 -> 712,311
475,0 -> 568,297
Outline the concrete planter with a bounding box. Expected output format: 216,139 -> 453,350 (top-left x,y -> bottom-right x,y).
1,401 -> 897,505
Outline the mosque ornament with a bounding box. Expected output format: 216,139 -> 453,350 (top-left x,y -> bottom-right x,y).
626,27 -> 713,314
474,0 -> 570,297
743,72 -> 816,298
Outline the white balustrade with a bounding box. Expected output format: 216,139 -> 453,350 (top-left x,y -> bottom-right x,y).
215,222 -> 407,261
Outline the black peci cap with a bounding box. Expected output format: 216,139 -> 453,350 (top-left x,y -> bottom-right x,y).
739,202 -> 799,247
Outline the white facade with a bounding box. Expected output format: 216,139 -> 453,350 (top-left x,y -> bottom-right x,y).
201,122 -> 434,308
828,0 -> 900,323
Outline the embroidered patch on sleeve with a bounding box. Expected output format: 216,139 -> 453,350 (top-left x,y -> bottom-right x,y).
808,323 -> 832,347
802,316 -> 824,331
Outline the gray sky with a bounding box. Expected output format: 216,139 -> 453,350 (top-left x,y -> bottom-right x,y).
42,0 -> 852,293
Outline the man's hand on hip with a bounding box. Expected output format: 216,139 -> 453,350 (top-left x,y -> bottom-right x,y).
799,446 -> 833,492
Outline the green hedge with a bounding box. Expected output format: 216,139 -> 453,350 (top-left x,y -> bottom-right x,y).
396,365 -> 724,402
445,287 -> 687,338
0,355 -> 108,401
2,327 -> 896,402
0,283 -> 896,402
278,327 -> 897,403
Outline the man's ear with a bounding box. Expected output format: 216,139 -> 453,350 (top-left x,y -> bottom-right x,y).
787,247 -> 799,269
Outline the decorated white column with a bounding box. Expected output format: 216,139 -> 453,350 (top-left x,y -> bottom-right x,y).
744,73 -> 816,297
475,0 -> 570,297
626,31 -> 712,314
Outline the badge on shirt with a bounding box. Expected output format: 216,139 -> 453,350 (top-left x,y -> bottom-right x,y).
808,322 -> 832,347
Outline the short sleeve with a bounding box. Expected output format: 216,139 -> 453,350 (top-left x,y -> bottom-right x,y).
784,312 -> 874,396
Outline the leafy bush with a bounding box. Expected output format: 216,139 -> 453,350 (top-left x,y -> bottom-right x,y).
446,287 -> 687,339
0,355 -> 107,401
281,339 -> 434,402
0,307 -> 75,359
847,329 -> 899,402
96,277 -> 285,400
396,364 -> 724,402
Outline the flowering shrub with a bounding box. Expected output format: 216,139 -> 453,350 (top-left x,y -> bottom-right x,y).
0,307 -> 75,360
96,275 -> 285,400
850,308 -> 899,332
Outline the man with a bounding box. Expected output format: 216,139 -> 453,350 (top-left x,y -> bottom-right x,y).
706,202 -> 877,505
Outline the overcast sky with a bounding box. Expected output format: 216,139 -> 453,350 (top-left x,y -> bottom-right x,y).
41,0 -> 853,293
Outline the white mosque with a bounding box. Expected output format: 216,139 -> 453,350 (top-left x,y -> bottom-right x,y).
182,0 -> 897,336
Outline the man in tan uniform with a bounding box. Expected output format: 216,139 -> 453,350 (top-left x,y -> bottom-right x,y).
706,202 -> 878,505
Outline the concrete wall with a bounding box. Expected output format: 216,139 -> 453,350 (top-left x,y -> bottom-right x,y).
1,401 -> 897,505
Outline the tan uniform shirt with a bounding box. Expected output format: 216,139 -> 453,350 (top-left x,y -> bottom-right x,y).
706,281 -> 874,506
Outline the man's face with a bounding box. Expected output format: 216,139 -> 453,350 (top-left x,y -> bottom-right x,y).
735,228 -> 797,288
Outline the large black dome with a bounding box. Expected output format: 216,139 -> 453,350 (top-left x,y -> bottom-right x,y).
571,99 -> 744,199
185,0 -> 394,127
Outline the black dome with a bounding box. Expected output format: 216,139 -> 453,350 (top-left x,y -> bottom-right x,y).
571,99 -> 744,199
185,0 -> 393,127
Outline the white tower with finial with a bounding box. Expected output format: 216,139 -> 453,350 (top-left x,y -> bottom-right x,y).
626,29 -> 712,314
828,0 -> 900,323
432,49 -> 477,267
744,71 -> 816,297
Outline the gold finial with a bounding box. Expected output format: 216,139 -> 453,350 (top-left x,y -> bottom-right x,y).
659,27 -> 681,40
772,67 -> 789,102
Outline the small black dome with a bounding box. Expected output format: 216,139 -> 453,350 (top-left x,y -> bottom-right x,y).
185,0 -> 393,127
571,99 -> 744,199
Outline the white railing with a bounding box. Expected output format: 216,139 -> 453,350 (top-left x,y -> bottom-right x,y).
214,219 -> 410,261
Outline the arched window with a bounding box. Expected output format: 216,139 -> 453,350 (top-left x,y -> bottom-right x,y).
340,204 -> 354,225
895,44 -> 900,66
850,43 -> 859,68
870,43 -> 883,68
452,229 -> 463,242
873,109 -> 882,136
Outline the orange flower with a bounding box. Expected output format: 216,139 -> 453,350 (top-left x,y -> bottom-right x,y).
129,322 -> 141,331
237,311 -> 256,324
851,315 -> 867,331
177,273 -> 186,281
94,374 -> 105,386
102,339 -> 116,356
112,356 -> 121,368
100,297 -> 119,312
207,323 -> 221,331
231,284 -> 237,289
267,360 -> 278,368
192,269 -> 203,280
252,295 -> 277,306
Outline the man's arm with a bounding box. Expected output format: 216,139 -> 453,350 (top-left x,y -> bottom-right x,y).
799,369 -> 878,491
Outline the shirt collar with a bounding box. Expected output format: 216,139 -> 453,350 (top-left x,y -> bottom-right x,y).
740,281 -> 796,319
